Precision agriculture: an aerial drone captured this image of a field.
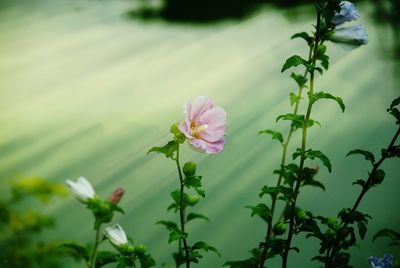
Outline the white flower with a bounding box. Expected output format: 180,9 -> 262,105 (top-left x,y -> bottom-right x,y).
331,1 -> 360,25
66,176 -> 95,202
104,223 -> 128,247
329,25 -> 368,50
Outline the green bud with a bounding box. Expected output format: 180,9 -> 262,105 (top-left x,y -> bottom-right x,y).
273,222 -> 287,236
135,244 -> 147,254
326,229 -> 335,237
187,195 -> 200,205
371,169 -> 385,185
296,209 -> 307,220
120,244 -> 135,256
183,162 -> 196,176
170,123 -> 186,144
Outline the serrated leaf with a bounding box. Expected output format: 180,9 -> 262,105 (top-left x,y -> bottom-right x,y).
156,220 -> 179,231
347,149 -> 375,164
296,149 -> 332,172
187,213 -> 209,223
59,243 -> 90,261
389,107 -> 400,123
259,129 -> 284,144
147,140 -> 178,159
290,73 -> 307,87
291,32 -> 313,45
281,55 -> 307,73
311,91 -> 345,112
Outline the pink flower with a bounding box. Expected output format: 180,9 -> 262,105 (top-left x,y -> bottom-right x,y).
178,96 -> 227,154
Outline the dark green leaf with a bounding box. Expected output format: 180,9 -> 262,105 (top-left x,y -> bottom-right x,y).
258,129 -> 284,144
290,73 -> 307,87
291,32 -> 313,45
95,251 -> 119,268
276,113 -> 304,129
281,55 -> 307,73
388,107 -> 400,123
294,149 -> 332,172
187,213 -> 209,223
373,228 -> 400,243
352,179 -> 366,188
389,96 -> 400,110
357,221 -> 367,240
59,243 -> 89,261
347,149 -> 375,164
370,169 -> 385,185
314,67 -> 323,75
147,140 -> 178,159
246,204 -> 271,222
156,220 -> 179,231
311,92 -> 345,112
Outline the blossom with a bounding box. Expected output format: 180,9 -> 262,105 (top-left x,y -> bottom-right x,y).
66,176 -> 95,202
328,25 -> 368,50
104,223 -> 128,247
331,1 -> 360,25
178,96 -> 227,154
369,254 -> 393,268
108,187 -> 125,205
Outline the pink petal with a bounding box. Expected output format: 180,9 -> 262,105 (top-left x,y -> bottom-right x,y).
198,107 -> 227,142
189,96 -> 214,121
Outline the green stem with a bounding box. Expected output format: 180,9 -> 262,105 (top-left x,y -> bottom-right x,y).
88,226 -> 101,268
257,46 -> 312,268
281,10 -> 322,268
175,145 -> 190,268
326,126 -> 400,267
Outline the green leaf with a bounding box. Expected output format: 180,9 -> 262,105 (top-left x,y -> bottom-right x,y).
291,32 -> 313,45
59,243 -> 90,261
314,67 -> 323,75
258,129 -> 284,144
156,220 -> 179,231
147,140 -> 178,159
168,229 -> 182,243
192,241 -> 221,257
290,73 -> 307,87
294,149 -> 332,172
184,176 -> 202,188
187,213 -> 209,223
388,107 -> 400,123
246,204 -> 271,222
347,149 -> 375,164
281,55 -> 307,73
289,92 -> 301,106
311,92 -> 345,112
352,179 -> 366,188
370,169 -> 385,185
373,228 -> 400,243
357,221 -> 367,240
95,251 -> 119,268
276,113 -> 304,129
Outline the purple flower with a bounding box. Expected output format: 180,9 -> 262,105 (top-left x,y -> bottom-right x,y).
178,96 -> 227,154
331,1 -> 360,25
329,25 -> 368,50
369,254 -> 393,268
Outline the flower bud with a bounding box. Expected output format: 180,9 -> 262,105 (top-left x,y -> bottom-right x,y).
104,223 -> 129,248
296,209 -> 307,220
187,195 -> 200,206
108,187 -> 125,205
66,176 -> 95,203
183,162 -> 196,176
273,222 -> 287,236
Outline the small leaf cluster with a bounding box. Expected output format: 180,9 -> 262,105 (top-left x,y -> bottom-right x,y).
86,197 -> 124,229
148,123 -> 186,160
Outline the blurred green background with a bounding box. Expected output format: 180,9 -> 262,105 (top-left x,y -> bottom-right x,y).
0,0 -> 399,267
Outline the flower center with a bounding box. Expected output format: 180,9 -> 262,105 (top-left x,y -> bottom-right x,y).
190,122 -> 208,138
